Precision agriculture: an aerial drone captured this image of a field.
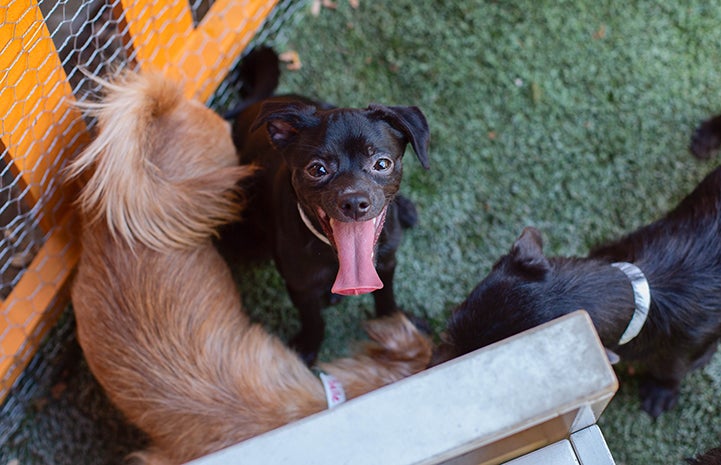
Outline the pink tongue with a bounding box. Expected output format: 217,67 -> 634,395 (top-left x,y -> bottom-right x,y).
330,218 -> 383,296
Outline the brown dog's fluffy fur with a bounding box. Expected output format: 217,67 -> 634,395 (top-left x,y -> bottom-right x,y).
66,71 -> 432,464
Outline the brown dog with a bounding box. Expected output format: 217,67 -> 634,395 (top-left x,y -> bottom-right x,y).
65,71 -> 432,464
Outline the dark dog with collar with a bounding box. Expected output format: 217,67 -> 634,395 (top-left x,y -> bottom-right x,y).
438,124 -> 721,418
222,48 -> 430,364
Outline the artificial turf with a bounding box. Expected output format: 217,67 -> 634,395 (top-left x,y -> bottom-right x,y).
2,1 -> 721,464
259,1 -> 721,463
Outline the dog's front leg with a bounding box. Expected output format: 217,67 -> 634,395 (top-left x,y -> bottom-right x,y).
372,202 -> 408,317
638,375 -> 681,419
373,265 -> 398,316
373,253 -> 398,316
638,347 -> 707,418
641,341 -> 720,418
287,288 -> 327,366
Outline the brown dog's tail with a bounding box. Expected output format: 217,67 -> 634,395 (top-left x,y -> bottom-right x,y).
318,312 -> 432,399
65,71 -> 252,252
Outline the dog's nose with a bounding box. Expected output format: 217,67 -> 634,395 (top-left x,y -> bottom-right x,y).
338,193 -> 371,220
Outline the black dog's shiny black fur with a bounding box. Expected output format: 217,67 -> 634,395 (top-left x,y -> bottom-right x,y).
219,48 -> 430,364
687,447 -> 721,465
691,114 -> 721,160
442,120 -> 721,418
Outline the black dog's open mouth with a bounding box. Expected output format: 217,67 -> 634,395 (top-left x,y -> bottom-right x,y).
315,206 -> 387,296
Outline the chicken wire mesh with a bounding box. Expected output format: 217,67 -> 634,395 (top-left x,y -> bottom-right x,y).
0,0 -> 307,440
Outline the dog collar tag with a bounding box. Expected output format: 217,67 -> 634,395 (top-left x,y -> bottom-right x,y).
316,371 -> 346,409
611,262 -> 651,345
297,203 -> 331,246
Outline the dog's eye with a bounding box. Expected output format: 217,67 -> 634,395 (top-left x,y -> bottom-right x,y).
373,158 -> 393,171
306,162 -> 328,178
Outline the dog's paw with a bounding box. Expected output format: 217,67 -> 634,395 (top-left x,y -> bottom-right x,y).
690,114 -> 721,159
638,376 -> 680,418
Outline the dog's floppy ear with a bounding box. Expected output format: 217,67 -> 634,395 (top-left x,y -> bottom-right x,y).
509,227 -> 551,278
251,101 -> 320,149
367,104 -> 430,170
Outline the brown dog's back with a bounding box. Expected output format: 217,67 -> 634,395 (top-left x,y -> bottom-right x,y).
69,71 -> 315,459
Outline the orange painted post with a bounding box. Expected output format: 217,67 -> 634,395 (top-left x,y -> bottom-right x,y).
171,0 -> 279,101
0,0 -> 88,230
118,0 -> 194,71
0,0 -> 86,399
120,0 -> 278,100
0,211 -> 79,398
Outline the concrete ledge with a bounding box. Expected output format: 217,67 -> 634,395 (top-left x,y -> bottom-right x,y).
571,425 -> 616,465
505,425 -> 615,465
504,440 -> 579,465
189,311 -> 618,465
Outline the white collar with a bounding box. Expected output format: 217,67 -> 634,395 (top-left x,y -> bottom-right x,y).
316,371 -> 346,409
297,203 -> 331,246
611,262 -> 651,345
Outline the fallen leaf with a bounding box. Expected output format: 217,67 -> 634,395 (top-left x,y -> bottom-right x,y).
593,24 -> 606,40
279,50 -> 302,71
531,81 -> 542,104
311,0 -> 337,16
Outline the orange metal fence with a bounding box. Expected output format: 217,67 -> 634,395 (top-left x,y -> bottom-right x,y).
0,0 -> 284,403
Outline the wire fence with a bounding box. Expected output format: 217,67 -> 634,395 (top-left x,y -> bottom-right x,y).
0,0 -> 307,435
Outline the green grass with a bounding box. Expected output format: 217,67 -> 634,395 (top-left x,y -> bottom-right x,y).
238,1 -> 721,463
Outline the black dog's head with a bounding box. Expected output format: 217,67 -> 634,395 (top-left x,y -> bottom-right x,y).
438,227 -> 625,362
251,101 -> 430,295
251,102 -> 430,223
440,227 -> 561,359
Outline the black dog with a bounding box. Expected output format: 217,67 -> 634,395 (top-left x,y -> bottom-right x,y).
223,48 -> 430,364
440,122 -> 721,418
